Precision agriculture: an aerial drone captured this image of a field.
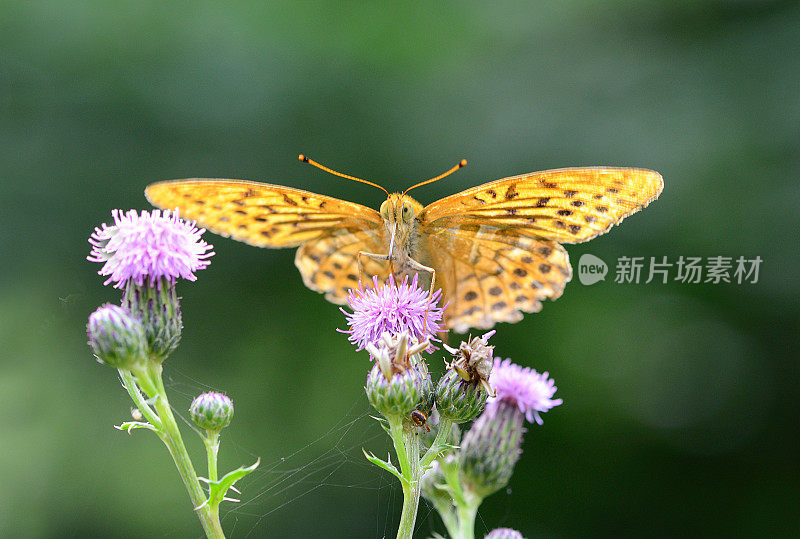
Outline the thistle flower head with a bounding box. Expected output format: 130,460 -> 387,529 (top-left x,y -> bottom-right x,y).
488,358 -> 562,425
341,274 -> 444,351
460,359 -> 562,497
485,528 -> 524,539
88,209 -> 214,289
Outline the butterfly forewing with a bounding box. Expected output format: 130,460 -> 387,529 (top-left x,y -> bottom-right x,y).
145,179 -> 383,248
420,167 -> 663,244
418,167 -> 662,330
145,179 -> 387,305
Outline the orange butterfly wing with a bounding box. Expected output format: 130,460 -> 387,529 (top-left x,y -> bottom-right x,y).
145,179 -> 386,302
422,167 -> 663,243
420,167 -> 663,331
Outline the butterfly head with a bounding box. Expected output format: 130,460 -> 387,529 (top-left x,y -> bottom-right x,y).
380,193 -> 423,246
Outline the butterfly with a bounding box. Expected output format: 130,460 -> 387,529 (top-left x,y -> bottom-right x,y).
145,156 -> 663,333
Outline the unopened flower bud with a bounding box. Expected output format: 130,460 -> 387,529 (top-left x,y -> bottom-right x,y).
365,351 -> 432,419
434,369 -> 489,423
189,392 -> 234,431
86,304 -> 146,370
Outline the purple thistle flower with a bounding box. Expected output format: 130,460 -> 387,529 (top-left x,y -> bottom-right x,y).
341,274 -> 445,351
88,209 -> 214,288
485,528 -> 524,539
488,358 -> 562,425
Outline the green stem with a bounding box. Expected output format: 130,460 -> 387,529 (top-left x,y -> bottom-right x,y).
455,500 -> 478,539
204,430 -> 220,482
119,369 -> 161,429
388,416 -> 413,481
433,495 -> 460,539
421,417 -> 453,468
439,455 -> 481,539
396,427 -> 421,539
143,363 -> 224,538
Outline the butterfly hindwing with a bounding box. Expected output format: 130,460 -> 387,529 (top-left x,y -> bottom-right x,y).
145,179 -> 383,248
423,224 -> 571,332
295,227 -> 390,304
420,167 -> 663,244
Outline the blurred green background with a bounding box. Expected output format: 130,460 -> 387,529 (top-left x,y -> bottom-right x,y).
2,1 -> 798,537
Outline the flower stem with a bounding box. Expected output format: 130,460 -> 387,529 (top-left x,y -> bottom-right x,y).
396,427 -> 421,539
387,416 -> 424,539
142,363 -> 224,538
421,417 -> 453,468
439,455 -> 481,539
388,416 -> 412,481
120,369 -> 161,428
204,430 -> 220,482
455,500 -> 479,539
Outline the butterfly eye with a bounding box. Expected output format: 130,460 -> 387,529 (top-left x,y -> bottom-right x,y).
379,200 -> 390,221
402,204 -> 413,221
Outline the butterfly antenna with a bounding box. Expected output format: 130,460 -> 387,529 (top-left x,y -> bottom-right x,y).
403,159 -> 467,197
299,154 -> 389,196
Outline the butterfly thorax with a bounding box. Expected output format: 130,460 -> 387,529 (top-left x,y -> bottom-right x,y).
379,193 -> 431,286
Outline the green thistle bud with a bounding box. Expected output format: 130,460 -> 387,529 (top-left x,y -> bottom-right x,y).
122,277 -> 182,363
86,304 -> 147,370
435,331 -> 496,423
459,401 -> 525,498
189,392 -> 234,431
434,369 -> 489,423
365,352 -> 432,419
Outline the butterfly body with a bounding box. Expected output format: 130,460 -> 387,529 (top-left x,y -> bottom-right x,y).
145,166 -> 663,333
376,193 -> 434,290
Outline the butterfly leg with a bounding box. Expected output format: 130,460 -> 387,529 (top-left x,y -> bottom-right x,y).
405,257 -> 438,331
357,250 -> 392,288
